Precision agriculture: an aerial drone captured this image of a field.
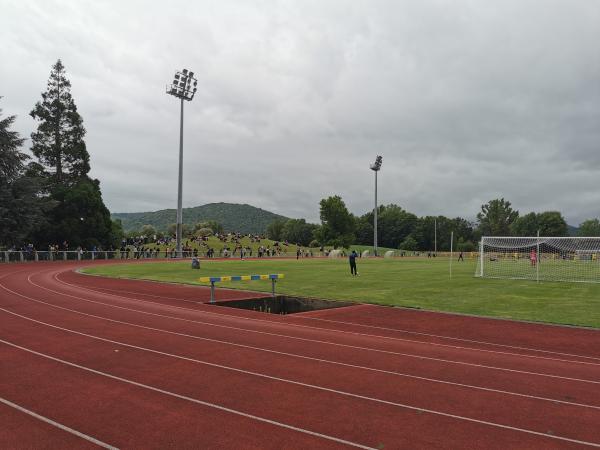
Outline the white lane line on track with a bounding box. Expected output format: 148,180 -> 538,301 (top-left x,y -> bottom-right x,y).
56,271 -> 600,366
2,295 -> 600,412
0,396 -> 119,450
1,336 -> 599,449
22,273 -> 600,385
84,282 -> 600,364
0,338 -> 377,450
294,309 -> 600,361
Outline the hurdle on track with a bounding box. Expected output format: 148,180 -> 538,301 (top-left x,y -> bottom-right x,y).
199,274 -> 285,303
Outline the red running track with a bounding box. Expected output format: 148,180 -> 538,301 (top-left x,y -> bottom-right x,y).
1,261 -> 599,449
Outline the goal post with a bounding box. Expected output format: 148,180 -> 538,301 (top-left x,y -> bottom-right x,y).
476,236 -> 600,283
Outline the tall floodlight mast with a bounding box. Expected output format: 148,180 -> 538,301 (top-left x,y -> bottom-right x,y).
166,69 -> 197,258
370,155 -> 383,256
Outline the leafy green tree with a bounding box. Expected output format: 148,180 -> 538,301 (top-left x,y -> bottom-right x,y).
193,220 -> 223,235
0,176 -> 48,248
30,60 -> 90,184
511,212 -> 539,236
411,216 -> 474,251
511,211 -> 567,236
38,179 -> 113,249
378,204 -> 418,248
354,216 -> 373,245
109,219 -> 125,246
205,220 -> 224,235
399,235 -> 418,251
315,196 -> 355,248
356,205 -> 416,248
195,227 -> 213,237
266,219 -> 286,241
168,223 -> 192,237
476,198 -> 518,236
140,224 -> 157,238
537,211 -> 568,236
281,219 -> 318,246
578,219 -> 600,237
0,101 -> 47,247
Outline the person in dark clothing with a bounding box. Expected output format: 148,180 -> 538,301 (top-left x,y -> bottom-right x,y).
458,251 -> 464,261
349,250 -> 358,276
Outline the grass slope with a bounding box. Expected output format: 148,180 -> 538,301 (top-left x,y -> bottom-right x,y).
111,202 -> 289,234
83,257 -> 600,328
122,235 -> 398,256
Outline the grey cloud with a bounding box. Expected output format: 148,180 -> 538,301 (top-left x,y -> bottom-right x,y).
1,0 -> 599,227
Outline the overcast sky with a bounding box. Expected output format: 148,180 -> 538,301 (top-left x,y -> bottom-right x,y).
1,0 -> 599,225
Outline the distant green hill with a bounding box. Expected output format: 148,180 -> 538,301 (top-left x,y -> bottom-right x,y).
111,202 -> 289,234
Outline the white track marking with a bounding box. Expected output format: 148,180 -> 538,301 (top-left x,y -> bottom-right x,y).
0,338 -> 376,450
1,337 -> 599,449
0,396 -> 119,449
2,295 -> 600,411
18,274 -> 600,385
296,311 -> 600,362
56,270 -> 600,366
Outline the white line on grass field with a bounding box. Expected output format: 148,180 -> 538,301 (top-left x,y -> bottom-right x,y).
20,273 -> 600,385
0,396 -> 119,450
0,338 -> 377,450
56,269 -> 600,366
2,292 -> 599,412
1,332 -> 599,449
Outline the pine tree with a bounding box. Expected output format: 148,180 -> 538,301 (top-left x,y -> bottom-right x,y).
0,99 -> 27,183
0,99 -> 47,247
29,60 -> 118,249
30,59 -> 90,184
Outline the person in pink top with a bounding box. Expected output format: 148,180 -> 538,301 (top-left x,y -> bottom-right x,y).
530,248 -> 537,266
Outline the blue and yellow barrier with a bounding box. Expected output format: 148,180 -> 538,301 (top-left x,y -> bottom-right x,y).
199,274 -> 285,303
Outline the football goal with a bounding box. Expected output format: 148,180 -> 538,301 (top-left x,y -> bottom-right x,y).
476,236 -> 600,283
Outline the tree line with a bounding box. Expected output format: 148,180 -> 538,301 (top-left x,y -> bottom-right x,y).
1,60 -> 119,250
266,197 -> 600,251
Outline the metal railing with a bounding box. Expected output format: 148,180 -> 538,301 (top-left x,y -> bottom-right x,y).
0,250 -> 321,263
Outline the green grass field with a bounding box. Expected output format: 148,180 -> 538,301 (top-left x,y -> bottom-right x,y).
82,257 -> 600,328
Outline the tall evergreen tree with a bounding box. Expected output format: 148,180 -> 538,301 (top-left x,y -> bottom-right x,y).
29,60 -> 115,249
0,100 -> 47,247
0,100 -> 27,182
30,59 -> 90,184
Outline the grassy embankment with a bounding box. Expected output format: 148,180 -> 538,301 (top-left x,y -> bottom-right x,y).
131,235 -> 397,256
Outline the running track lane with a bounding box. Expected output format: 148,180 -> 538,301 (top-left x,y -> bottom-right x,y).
1,261 -> 600,449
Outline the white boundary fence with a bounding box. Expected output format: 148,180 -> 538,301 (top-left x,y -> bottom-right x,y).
0,250 -> 314,264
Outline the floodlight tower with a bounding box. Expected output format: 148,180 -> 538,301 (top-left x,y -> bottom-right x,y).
166,69 -> 197,258
370,155 -> 383,256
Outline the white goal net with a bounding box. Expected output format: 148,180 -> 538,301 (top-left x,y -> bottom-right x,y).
476,236 -> 600,283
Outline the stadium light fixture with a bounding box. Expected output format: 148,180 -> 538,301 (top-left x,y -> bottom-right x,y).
370,156 -> 383,256
166,68 -> 198,258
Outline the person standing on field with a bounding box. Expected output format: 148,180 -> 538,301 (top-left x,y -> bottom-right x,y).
530,248 -> 537,266
349,250 -> 358,276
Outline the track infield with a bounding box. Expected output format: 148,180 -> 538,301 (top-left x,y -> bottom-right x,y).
1,260 -> 600,449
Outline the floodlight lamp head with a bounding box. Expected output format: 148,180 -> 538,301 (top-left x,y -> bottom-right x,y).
370,155 -> 383,171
